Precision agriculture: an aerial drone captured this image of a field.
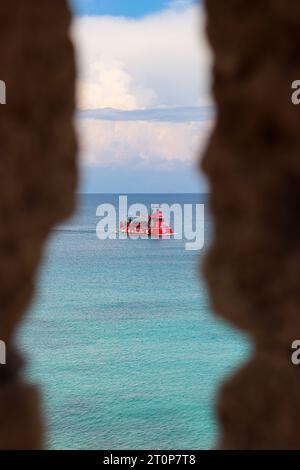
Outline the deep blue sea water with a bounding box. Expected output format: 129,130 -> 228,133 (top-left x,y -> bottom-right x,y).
19,194 -> 249,450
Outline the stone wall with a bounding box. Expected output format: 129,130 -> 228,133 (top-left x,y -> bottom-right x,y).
0,1 -> 77,449
203,0 -> 300,449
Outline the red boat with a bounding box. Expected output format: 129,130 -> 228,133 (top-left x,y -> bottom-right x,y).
120,206 -> 173,237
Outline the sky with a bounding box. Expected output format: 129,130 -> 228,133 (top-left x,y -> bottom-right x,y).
70,0 -> 213,193
71,0 -> 199,18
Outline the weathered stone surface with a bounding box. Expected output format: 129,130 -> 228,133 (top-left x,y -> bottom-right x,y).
203,0 -> 300,448
0,0 -> 77,448
218,351 -> 300,449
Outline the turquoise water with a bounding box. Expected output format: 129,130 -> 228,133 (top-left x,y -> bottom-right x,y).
19,194 -> 249,450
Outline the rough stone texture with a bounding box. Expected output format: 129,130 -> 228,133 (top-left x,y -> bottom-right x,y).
0,1 -> 77,449
203,0 -> 300,449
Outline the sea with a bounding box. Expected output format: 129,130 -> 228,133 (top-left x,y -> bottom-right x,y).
18,194 -> 249,450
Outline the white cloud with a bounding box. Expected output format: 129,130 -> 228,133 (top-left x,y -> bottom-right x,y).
72,2 -> 213,177
76,60 -> 157,110
77,119 -> 213,168
72,3 -> 212,110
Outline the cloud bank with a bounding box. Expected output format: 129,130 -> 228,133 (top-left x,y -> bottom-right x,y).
78,119 -> 213,167
72,3 -> 211,111
77,106 -> 214,123
72,2 -> 213,192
